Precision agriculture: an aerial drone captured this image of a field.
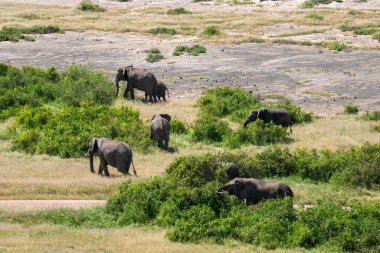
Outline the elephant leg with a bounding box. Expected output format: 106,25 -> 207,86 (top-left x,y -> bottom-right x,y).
98,164 -> 104,175
130,88 -> 135,100
149,94 -> 154,103
103,165 -> 110,177
116,163 -> 127,175
163,95 -> 166,101
164,138 -> 168,150
158,138 -> 163,148
123,86 -> 129,99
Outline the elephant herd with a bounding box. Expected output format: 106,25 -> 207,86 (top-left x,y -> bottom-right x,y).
87,66 -> 295,205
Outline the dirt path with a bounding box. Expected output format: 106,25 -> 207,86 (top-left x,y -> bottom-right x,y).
1,31 -> 380,114
0,200 -> 106,210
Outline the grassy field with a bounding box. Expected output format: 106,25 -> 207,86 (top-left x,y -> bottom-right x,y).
1,97 -> 379,202
0,3 -> 380,46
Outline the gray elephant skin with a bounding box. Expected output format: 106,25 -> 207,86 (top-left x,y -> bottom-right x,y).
226,162 -> 239,180
150,114 -> 171,150
88,137 -> 136,177
115,67 -> 158,103
216,178 -> 293,205
243,108 -> 293,132
157,81 -> 169,101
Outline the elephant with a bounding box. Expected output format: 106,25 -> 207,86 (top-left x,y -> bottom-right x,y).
226,162 -> 239,180
150,114 -> 171,150
88,137 -> 137,177
145,81 -> 169,101
115,66 -> 158,103
216,178 -> 293,205
243,108 -> 293,133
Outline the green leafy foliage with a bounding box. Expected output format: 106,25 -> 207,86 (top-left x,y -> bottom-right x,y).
305,13 -> 324,20
326,41 -> 348,51
170,119 -> 188,134
302,0 -> 342,8
344,103 -> 359,114
78,1 -> 106,12
59,65 -> 114,106
148,27 -> 176,35
105,146 -> 380,251
362,110 -> 380,121
10,105 -> 153,158
0,64 -> 115,120
145,48 -> 164,63
173,45 -> 206,56
191,114 -> 232,143
0,25 -> 60,42
167,8 -> 192,15
202,26 -> 222,36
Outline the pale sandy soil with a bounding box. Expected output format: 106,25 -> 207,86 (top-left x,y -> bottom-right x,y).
1,31 -> 380,114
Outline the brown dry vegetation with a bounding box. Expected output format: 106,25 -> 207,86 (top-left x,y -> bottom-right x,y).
0,3 -> 380,47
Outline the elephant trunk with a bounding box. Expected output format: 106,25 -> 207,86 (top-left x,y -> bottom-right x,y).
89,152 -> 95,173
115,80 -> 120,97
243,120 -> 250,128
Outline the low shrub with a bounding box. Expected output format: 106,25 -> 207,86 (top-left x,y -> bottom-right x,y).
78,1 -> 106,12
362,110 -> 380,121
202,26 -> 222,36
173,45 -> 206,56
167,8 -> 192,15
59,65 -> 114,106
353,27 -> 379,36
344,103 -> 359,114
148,27 -> 176,35
302,0 -> 341,8
0,25 -> 60,42
145,48 -> 164,63
305,13 -> 324,20
370,125 -> 380,132
170,119 -> 188,134
9,105 -> 153,158
191,114 -> 231,143
326,41 -> 348,51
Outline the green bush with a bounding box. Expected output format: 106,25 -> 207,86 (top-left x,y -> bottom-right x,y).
362,110 -> 380,121
145,48 -> 164,63
173,45 -> 206,56
148,27 -> 176,35
354,27 -> 379,35
344,103 -> 359,114
0,26 -> 60,42
170,119 -> 188,134
326,41 -> 348,51
78,1 -> 106,12
302,0 -> 341,8
191,114 -> 231,143
202,26 -> 222,36
167,8 -> 192,15
9,105 -> 153,157
59,65 -> 114,106
370,125 -> 380,132
305,13 -> 324,20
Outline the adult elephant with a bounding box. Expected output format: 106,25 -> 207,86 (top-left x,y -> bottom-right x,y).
243,108 -> 293,133
88,137 -> 137,177
150,114 -> 171,150
216,178 -> 293,205
115,66 -> 158,103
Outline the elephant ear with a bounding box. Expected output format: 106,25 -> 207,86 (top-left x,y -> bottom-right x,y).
90,138 -> 98,153
160,114 -> 171,122
234,179 -> 246,192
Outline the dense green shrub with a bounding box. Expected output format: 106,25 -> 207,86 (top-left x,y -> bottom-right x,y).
78,1 -> 106,12
145,48 -> 164,63
167,8 -> 192,15
344,103 -> 359,114
362,110 -> 380,121
0,64 -> 114,120
170,119 -> 188,134
326,41 -> 348,51
202,26 -> 222,36
191,114 -> 231,143
0,25 -> 60,42
302,0 -> 342,8
59,65 -> 114,106
148,27 -> 177,35
9,105 -> 153,157
370,125 -> 380,132
173,45 -> 206,56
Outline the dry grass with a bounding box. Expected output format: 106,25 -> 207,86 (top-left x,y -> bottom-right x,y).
0,3 -> 379,45
0,223 -> 306,253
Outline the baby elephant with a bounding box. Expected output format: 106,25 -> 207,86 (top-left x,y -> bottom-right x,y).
216,178 -> 293,205
150,114 -> 171,150
226,162 -> 239,180
157,81 -> 169,101
88,137 -> 136,177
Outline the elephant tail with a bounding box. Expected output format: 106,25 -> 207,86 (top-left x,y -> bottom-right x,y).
131,158 -> 137,177
289,121 -> 293,134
